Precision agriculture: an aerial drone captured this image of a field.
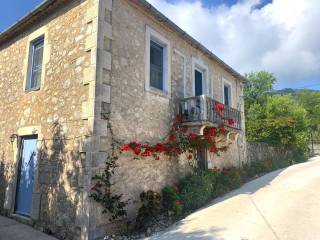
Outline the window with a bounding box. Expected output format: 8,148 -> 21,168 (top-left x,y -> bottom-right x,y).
150,41 -> 164,90
145,26 -> 171,96
223,80 -> 232,107
26,37 -> 44,91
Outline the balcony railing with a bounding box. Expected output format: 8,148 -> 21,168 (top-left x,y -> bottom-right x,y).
178,95 -> 242,130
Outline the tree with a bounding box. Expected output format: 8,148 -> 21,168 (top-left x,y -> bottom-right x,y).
295,89 -> 320,140
244,71 -> 276,108
246,95 -> 308,151
244,71 -> 309,159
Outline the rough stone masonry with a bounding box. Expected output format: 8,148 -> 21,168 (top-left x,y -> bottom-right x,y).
0,0 -> 246,239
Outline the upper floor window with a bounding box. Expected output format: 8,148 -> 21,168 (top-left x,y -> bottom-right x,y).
145,26 -> 171,96
223,79 -> 232,107
26,36 -> 44,91
150,41 -> 164,91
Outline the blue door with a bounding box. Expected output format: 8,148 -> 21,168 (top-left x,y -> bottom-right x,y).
15,136 -> 37,216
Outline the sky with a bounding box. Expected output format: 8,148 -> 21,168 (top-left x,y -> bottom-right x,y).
0,0 -> 319,90
0,0 -> 43,32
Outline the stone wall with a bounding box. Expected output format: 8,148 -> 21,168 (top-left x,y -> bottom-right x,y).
310,143 -> 320,155
246,142 -> 290,163
0,0 -> 97,239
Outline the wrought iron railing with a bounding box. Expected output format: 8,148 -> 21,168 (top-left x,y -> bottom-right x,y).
177,95 -> 242,130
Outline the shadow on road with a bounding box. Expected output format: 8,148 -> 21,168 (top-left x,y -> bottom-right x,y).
148,167 -> 289,240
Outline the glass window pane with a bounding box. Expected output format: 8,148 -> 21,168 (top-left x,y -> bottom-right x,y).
27,37 -> 44,90
30,69 -> 41,89
33,44 -> 43,69
150,40 -> 164,90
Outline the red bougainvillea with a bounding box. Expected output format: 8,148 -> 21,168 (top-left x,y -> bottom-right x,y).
116,114 -> 233,162
228,118 -> 235,126
214,102 -> 225,112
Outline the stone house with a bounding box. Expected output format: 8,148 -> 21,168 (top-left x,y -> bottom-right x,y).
0,0 -> 246,239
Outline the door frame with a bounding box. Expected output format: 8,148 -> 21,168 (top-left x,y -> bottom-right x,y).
9,126 -> 42,221
14,135 -> 38,217
192,57 -> 208,97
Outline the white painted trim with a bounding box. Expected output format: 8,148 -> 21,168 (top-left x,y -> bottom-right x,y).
145,25 -> 171,97
192,57 -> 208,96
173,48 -> 186,98
222,78 -> 233,107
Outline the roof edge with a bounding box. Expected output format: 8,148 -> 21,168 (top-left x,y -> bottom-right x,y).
0,0 -> 247,83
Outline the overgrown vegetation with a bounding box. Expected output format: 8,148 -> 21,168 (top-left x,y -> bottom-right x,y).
135,190 -> 162,230
90,115 -> 233,222
90,144 -> 128,221
244,71 -> 317,159
134,157 -> 297,231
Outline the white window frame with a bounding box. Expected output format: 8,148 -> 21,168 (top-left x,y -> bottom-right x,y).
222,78 -> 233,107
26,36 -> 45,91
145,26 -> 171,97
22,26 -> 50,93
192,57 -> 208,96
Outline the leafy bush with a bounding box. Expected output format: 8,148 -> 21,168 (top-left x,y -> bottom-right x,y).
179,171 -> 214,211
218,167 -> 243,190
162,186 -> 183,215
135,190 -> 161,230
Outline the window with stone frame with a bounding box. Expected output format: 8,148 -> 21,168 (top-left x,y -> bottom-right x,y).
26,36 -> 44,91
145,26 -> 171,96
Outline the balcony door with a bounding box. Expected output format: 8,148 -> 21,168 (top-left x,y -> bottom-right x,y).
192,58 -> 208,97
195,69 -> 204,96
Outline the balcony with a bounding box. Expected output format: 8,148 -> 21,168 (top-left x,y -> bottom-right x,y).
178,95 -> 242,131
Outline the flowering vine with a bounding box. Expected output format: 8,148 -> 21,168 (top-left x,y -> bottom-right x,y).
119,113 -> 234,165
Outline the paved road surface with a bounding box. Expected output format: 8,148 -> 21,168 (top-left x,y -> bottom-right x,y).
148,156 -> 320,240
0,215 -> 57,240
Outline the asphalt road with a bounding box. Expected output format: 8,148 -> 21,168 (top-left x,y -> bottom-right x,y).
148,156 -> 320,240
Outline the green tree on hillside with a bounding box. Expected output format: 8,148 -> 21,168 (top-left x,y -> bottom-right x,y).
296,90 -> 320,140
244,71 -> 309,159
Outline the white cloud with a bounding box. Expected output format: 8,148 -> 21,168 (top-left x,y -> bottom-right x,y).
146,0 -> 320,89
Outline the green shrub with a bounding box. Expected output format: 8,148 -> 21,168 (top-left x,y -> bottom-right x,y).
162,186 -> 183,215
218,167 -> 243,190
179,170 -> 214,211
135,190 -> 161,230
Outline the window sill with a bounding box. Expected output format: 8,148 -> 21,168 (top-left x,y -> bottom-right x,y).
146,86 -> 171,100
25,87 -> 40,93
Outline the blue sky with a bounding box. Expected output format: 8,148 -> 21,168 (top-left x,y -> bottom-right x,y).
0,0 -> 43,32
166,0 -> 272,8
1,0 -> 319,90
